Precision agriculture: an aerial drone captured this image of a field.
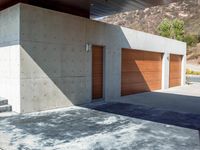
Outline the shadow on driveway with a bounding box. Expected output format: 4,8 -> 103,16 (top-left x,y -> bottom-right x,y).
1,86 -> 200,149
86,102 -> 200,130
0,102 -> 200,149
85,101 -> 200,146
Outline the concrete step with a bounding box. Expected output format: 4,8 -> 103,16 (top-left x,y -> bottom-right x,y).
0,105 -> 12,113
0,99 -> 8,106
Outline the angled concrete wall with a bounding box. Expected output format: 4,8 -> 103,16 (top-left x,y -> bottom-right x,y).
0,5 -> 20,113
0,3 -> 186,113
19,4 -> 91,113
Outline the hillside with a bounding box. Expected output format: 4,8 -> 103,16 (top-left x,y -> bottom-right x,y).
101,0 -> 200,35
101,0 -> 200,67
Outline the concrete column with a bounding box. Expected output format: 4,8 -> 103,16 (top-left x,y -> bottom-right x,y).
104,47 -> 111,101
181,55 -> 186,85
162,53 -> 170,89
103,46 -> 107,100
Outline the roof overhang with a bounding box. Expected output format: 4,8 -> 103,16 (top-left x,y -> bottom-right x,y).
0,0 -> 182,18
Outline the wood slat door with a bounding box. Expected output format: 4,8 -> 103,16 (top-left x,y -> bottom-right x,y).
92,46 -> 103,99
169,54 -> 182,87
121,49 -> 162,96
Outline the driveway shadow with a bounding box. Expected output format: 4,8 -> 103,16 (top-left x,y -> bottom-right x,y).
85,102 -> 200,131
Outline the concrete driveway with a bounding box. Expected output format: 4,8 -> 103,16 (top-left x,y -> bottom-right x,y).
113,83 -> 200,114
0,84 -> 200,150
0,103 -> 200,150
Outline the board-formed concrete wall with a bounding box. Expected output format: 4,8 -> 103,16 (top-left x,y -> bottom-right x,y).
0,5 -> 20,113
0,3 -> 186,113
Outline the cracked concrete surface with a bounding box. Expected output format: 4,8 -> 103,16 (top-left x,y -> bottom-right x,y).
0,105 -> 199,150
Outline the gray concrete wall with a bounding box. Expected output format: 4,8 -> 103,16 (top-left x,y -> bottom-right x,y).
19,4 -> 90,113
0,5 -> 20,112
4,3 -> 186,113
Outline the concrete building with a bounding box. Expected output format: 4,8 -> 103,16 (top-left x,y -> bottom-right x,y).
0,0 -> 186,113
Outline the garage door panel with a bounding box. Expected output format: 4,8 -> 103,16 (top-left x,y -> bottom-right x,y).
144,52 -> 162,60
170,69 -> 181,73
170,72 -> 182,79
170,62 -> 181,67
138,63 -> 162,72
121,48 -> 162,96
121,84 -> 149,96
122,72 -> 147,84
122,49 -> 144,59
169,79 -> 181,87
122,72 -> 161,84
122,51 -> 162,61
122,62 -> 162,72
137,61 -> 161,71
122,54 -> 144,60
142,72 -> 162,81
122,81 -> 161,90
170,55 -> 182,61
146,81 -> 161,90
170,66 -> 181,72
169,54 -> 182,88
121,81 -> 161,96
121,63 -> 141,72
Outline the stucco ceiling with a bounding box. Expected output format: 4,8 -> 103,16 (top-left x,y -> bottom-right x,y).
0,0 -> 181,18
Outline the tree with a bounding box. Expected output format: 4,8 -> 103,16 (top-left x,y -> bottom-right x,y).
157,19 -> 172,38
172,19 -> 184,41
157,18 -> 185,41
183,34 -> 198,47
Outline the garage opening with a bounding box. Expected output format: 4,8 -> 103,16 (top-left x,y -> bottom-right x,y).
121,48 -> 162,96
92,45 -> 104,100
169,54 -> 182,88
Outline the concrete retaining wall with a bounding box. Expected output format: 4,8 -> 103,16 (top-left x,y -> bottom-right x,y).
0,5 -> 20,113
0,3 -> 187,113
186,75 -> 200,83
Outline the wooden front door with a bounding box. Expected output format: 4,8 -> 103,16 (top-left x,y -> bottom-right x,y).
92,46 -> 103,99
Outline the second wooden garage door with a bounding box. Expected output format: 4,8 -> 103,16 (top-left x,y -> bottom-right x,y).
169,54 -> 182,88
121,49 -> 162,96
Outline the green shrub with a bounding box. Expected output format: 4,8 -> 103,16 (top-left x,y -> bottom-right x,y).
157,19 -> 172,38
186,69 -> 200,75
172,19 -> 185,41
157,18 -> 185,41
183,34 -> 198,47
197,34 -> 200,43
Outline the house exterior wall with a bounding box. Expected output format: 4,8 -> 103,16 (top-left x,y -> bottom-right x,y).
0,3 -> 186,113
0,5 -> 20,113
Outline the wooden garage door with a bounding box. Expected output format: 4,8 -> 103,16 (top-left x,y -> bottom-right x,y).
92,46 -> 103,99
121,49 -> 162,96
169,54 -> 182,88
